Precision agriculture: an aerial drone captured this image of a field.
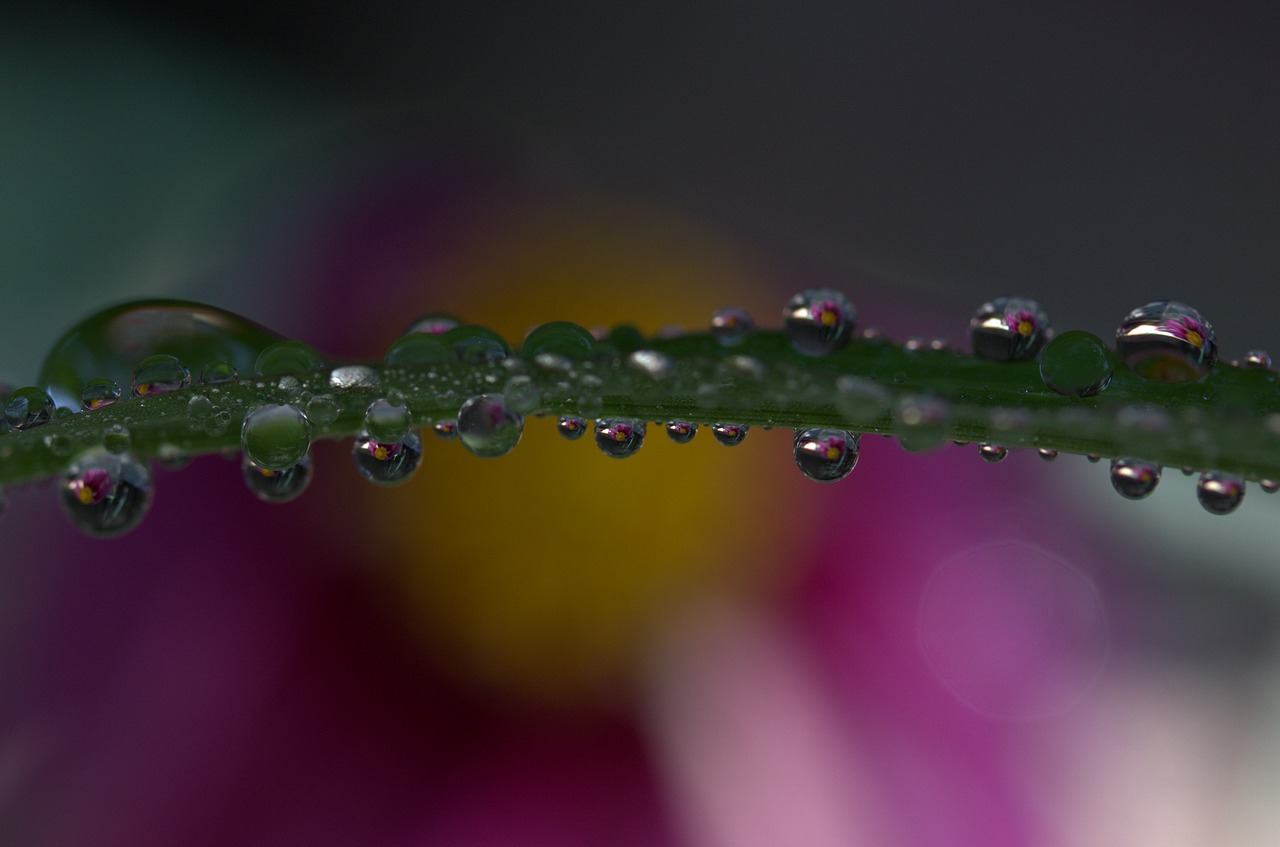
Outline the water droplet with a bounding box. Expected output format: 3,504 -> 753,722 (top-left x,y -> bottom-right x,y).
969,296 -> 1050,362
1116,301 -> 1216,382
385,332 -> 452,365
1039,330 -> 1113,397
602,325 -> 646,355
81,377 -> 121,411
502,375 -> 541,414
305,395 -> 339,426
834,375 -> 891,426
444,325 -> 512,364
432,420 -> 458,440
4,386 -> 55,430
404,313 -> 460,336
793,428 -> 859,482
1197,471 -> 1244,515
102,424 -> 131,454
352,429 -> 423,485
131,354 -> 190,396
240,403 -> 311,471
1038,448 -> 1059,461
904,336 -> 928,352
1086,454 -> 1102,463
1242,350 -> 1272,369
156,447 -> 191,470
42,432 -> 71,456
1110,458 -> 1161,500
61,449 -> 153,537
520,321 -> 595,360
1260,478 -> 1279,493
711,422 -> 749,446
978,443 -> 1008,463
363,398 -> 410,444
783,288 -> 856,356
328,365 -> 381,391
595,418 -> 646,458
242,452 -> 313,503
627,349 -> 673,380
895,395 -> 951,452
457,394 -> 524,458
186,394 -> 214,424
255,341 -> 323,377
557,415 -> 588,440
38,300 -> 284,410
199,361 -> 238,384
665,420 -> 698,443
715,355 -> 766,384
710,306 -> 756,347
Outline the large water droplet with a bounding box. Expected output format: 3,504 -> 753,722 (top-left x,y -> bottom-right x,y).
665,420 -> 698,443
969,296 -> 1050,362
404,312 -> 460,336
131,354 -> 190,396
444,325 -> 512,364
38,299 -> 284,410
242,452 -> 313,503
5,386 -> 55,430
81,377 -> 121,411
710,306 -> 755,347
240,403 -> 312,471
783,288 -> 856,356
457,394 -> 524,458
363,398 -> 410,444
352,429 -> 423,485
793,428 -> 860,482
520,321 -> 595,360
595,418 -> 646,458
711,422 -> 749,446
384,332 -> 452,365
896,395 -> 951,452
328,365 -> 380,391
1110,458 -> 1161,500
1197,471 -> 1244,515
256,341 -> 323,377
61,449 -> 153,537
556,415 -> 588,440
1116,301 -> 1216,382
978,443 -> 1008,463
1039,331 -> 1113,397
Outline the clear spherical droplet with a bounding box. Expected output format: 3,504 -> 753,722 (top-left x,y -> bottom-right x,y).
242,452 -> 313,503
443,325 -> 512,364
595,418 -> 646,458
305,395 -> 339,426
711,422 -> 749,446
1039,330 -> 1113,397
404,312 -> 460,336
1038,448 -> 1059,461
520,321 -> 595,360
793,428 -> 860,482
457,394 -> 524,458
710,306 -> 756,347
364,398 -> 410,444
255,341 -> 323,377
432,420 -> 458,440
352,429 -> 423,486
1260,478 -> 1279,494
385,332 -> 452,365
80,377 -> 121,411
665,420 -> 698,444
969,296 -> 1050,362
978,443 -> 1008,463
1110,458 -> 1161,500
1116,301 -> 1216,382
1242,350 -> 1272,370
5,386 -> 55,430
557,415 -> 588,440
783,288 -> 856,356
240,403 -> 312,471
1197,471 -> 1244,515
199,361 -> 238,384
61,450 -> 153,537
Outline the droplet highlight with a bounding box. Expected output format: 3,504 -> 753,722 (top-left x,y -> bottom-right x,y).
1197,471 -> 1244,515
352,429 -> 423,486
710,306 -> 756,347
81,377 -> 122,411
61,450 -> 153,537
457,394 -> 524,458
1116,301 -> 1216,382
242,452 -> 313,503
363,398 -> 410,444
665,420 -> 698,443
969,296 -> 1050,362
595,418 -> 646,458
1110,458 -> 1161,500
793,428 -> 860,482
240,403 -> 312,471
711,422 -> 749,446
5,386 -> 55,430
557,415 -> 588,441
978,443 -> 1008,463
783,288 -> 856,356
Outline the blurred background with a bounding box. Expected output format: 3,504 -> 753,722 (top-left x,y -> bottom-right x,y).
2,2 -> 1280,845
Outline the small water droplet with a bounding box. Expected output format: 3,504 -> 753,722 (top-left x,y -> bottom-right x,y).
43,432 -> 72,456
385,332 -> 452,365
457,394 -> 524,458
255,341 -> 323,377
364,398 -> 410,444
404,313 -> 460,335
595,418 -> 646,458
186,394 -> 214,424
199,361 -> 238,384
783,288 -> 857,356
1038,448 -> 1059,461
627,349 -> 673,380
1197,471 -> 1244,514
1086,454 -> 1102,463
305,395 -> 339,426
1110,458 -> 1161,500
929,338 -> 951,352
716,355 -> 766,384
352,429 -> 423,485
904,336 -> 928,352
711,422 -> 749,446
1116,301 -> 1216,382
557,415 -> 588,440
969,297 -> 1050,362
5,386 -> 55,430
61,449 -> 153,537
1039,331 -> 1113,397
444,325 -> 512,364
1242,350 -> 1272,369
328,365 -> 381,391
895,395 -> 951,452
103,424 -> 131,454
665,420 -> 698,443
1260,478 -> 1279,493
520,321 -> 595,360
978,443 -> 1008,463
240,403 -> 311,471
834,375 -> 891,427
156,446 -> 191,470
502,375 -> 541,414
710,306 -> 756,347
793,428 -> 860,482
81,377 -> 122,411
242,452 -> 313,503
432,420 -> 458,439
